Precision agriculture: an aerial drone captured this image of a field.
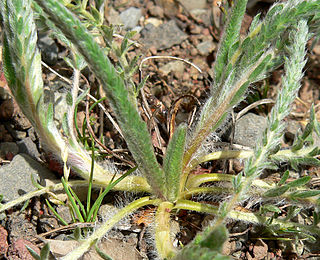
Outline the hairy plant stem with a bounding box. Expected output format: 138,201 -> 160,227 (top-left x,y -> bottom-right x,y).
181,185 -> 320,206
184,146 -> 318,182
35,0 -> 166,199
229,23 -> 262,66
206,19 -> 309,236
62,197 -> 161,260
67,68 -> 80,146
155,201 -> 176,259
186,150 -> 253,174
181,50 -> 275,193
186,173 -> 234,189
174,200 -> 320,236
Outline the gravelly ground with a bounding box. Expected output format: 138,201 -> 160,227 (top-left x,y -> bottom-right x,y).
1,0 -> 320,259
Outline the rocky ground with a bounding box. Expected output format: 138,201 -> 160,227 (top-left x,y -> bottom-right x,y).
1,0 -> 320,259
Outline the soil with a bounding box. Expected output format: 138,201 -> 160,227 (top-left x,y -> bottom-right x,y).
1,0 -> 320,259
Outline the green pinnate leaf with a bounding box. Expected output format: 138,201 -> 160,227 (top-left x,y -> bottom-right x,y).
73,226 -> 82,241
290,157 -> 320,169
1,0 -> 43,123
95,244 -> 113,260
76,88 -> 90,105
227,41 -> 240,61
64,57 -> 76,69
46,103 -> 54,126
62,112 -> 70,136
313,211 -> 320,226
308,147 -> 320,157
120,38 -> 129,56
199,224 -> 228,251
241,37 -> 251,51
212,0 -> 248,87
26,246 -> 40,260
66,92 -> 73,106
248,53 -> 272,81
232,172 -> 242,193
286,176 -> 311,188
90,6 -> 102,24
136,75 -> 149,94
163,123 -> 187,202
284,206 -> 301,221
39,243 -> 50,260
264,185 -> 289,197
229,81 -> 249,107
35,0 -> 166,199
101,25 -> 114,47
262,204 -> 281,214
265,3 -> 284,19
94,0 -> 105,10
278,170 -> 289,186
248,13 -> 261,34
174,224 -> 228,260
2,35 -> 17,90
125,30 -> 137,39
290,190 -> 320,199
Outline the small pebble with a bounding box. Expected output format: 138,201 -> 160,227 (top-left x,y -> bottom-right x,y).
145,17 -> 162,27
0,99 -> 15,120
312,44 -> 320,55
202,28 -> 210,36
190,25 -> 202,34
197,40 -> 216,56
190,47 -> 198,56
180,42 -> 188,49
149,45 -> 158,55
14,130 -> 27,140
189,35 -> 199,45
182,72 -> 190,81
119,7 -> 142,30
149,6 -> 164,18
146,1 -> 154,10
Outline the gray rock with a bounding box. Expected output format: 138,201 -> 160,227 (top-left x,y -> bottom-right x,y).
178,0 -> 207,11
284,120 -> 301,145
141,20 -> 188,50
132,26 -> 142,33
159,61 -> 185,76
190,9 -> 212,27
0,85 -> 11,100
0,154 -> 53,202
14,130 -> 27,140
84,237 -> 142,260
145,17 -> 163,27
233,113 -> 267,148
4,122 -> 28,140
107,7 -> 122,25
38,215 -> 59,233
56,205 -> 73,224
313,43 -> 320,55
27,128 -> 37,142
38,33 -> 59,65
0,142 -> 19,157
6,212 -> 37,242
149,5 -> 164,18
119,7 -> 142,30
196,40 -> 216,55
17,137 -> 41,161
